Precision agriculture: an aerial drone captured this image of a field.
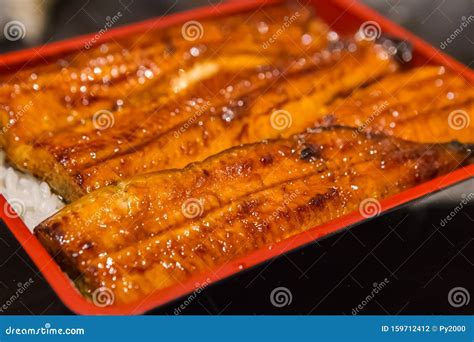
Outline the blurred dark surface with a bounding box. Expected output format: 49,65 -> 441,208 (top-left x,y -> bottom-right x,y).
0,0 -> 473,315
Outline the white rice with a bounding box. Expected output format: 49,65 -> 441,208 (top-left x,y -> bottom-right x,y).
0,150 -> 64,231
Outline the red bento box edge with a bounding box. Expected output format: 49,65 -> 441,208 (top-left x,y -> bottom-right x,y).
0,0 -> 473,315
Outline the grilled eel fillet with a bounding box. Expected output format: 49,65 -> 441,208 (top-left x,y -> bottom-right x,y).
76,65 -> 473,195
35,127 -> 473,305
0,4 -> 323,140
3,41 -> 397,201
320,65 -> 474,143
0,6 -> 396,201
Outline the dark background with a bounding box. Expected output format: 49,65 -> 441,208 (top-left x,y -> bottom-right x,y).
0,0 -> 472,315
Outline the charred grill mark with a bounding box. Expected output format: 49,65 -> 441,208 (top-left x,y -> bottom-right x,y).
300,144 -> 321,161
260,154 -> 274,166
49,222 -> 64,241
309,188 -> 338,207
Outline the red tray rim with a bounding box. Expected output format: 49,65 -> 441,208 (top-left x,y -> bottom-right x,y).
0,0 -> 473,315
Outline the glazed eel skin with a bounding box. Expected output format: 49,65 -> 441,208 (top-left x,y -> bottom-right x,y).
76,65 -> 474,195
35,127 -> 473,305
320,65 -> 474,143
0,3 -> 399,202
3,2 -> 472,203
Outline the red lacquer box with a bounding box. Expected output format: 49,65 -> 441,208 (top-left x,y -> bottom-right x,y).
0,0 -> 472,314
